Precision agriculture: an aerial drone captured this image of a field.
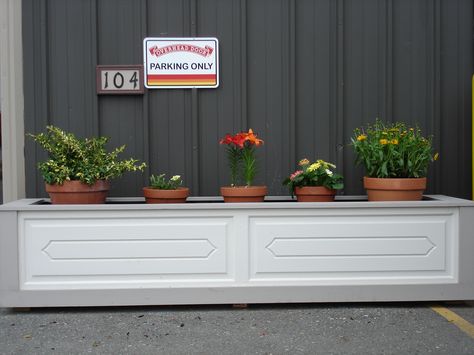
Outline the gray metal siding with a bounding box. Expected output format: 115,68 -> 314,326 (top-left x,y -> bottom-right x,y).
23,0 -> 473,198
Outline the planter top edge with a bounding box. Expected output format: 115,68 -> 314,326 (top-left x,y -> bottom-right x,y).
1,195 -> 474,211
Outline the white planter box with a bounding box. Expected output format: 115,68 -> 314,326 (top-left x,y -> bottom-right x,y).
1,195 -> 473,307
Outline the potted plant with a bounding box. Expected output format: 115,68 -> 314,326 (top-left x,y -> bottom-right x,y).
219,128 -> 267,202
143,174 -> 189,203
351,120 -> 439,201
283,158 -> 344,202
29,126 -> 146,204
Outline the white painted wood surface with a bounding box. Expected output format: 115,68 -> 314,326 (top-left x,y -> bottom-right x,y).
250,215 -> 453,278
1,196 -> 473,306
21,216 -> 233,289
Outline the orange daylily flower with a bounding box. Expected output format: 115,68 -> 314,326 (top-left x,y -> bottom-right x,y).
219,129 -> 264,149
245,128 -> 264,146
232,132 -> 247,148
219,134 -> 233,145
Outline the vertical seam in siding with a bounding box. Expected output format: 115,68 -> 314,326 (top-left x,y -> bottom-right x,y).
141,0 -> 150,188
456,0 -> 466,195
43,0 -> 50,128
329,0 -> 335,163
409,1 -> 413,119
191,0 -> 200,195
313,0 -> 317,159
289,0 -> 296,172
64,2 -> 71,128
336,0 -> 345,180
90,0 -> 99,136
264,1 -> 268,169
231,0 -> 239,133
361,2 -> 366,119
241,0 -> 248,129
433,0 -> 441,193
386,0 -> 393,122
38,0 -> 50,197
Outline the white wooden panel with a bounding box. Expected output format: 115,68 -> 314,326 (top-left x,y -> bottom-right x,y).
266,237 -> 435,257
43,239 -> 217,259
21,217 -> 233,289
250,214 -> 456,281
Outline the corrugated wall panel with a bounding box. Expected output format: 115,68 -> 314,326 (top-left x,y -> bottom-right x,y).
23,0 -> 473,199
438,0 -> 472,198
343,0 -> 394,194
97,0 -> 147,196
247,0 -> 293,193
23,0 -> 50,197
295,0 -> 336,167
145,0 -> 197,195
197,0 -> 244,195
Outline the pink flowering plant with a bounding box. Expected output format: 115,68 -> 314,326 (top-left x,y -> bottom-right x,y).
283,158 -> 344,196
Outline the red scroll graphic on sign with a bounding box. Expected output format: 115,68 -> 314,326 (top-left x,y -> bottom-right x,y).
149,44 -> 214,58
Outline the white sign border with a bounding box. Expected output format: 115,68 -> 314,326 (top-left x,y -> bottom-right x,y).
143,37 -> 219,89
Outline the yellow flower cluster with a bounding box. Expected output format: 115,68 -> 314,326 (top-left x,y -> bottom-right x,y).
307,162 -> 321,172
306,159 -> 336,172
379,138 -> 399,145
352,120 -> 437,179
298,158 -> 310,166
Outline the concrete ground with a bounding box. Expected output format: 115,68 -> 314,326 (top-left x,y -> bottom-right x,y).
1,302 -> 473,354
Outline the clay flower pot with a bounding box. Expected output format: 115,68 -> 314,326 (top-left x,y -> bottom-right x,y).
45,180 -> 110,204
363,177 -> 427,201
220,186 -> 267,203
294,186 -> 336,202
143,187 -> 189,204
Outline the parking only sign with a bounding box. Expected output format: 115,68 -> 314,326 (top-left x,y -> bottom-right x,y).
143,37 -> 219,89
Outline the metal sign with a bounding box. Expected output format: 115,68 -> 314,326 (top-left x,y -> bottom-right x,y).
143,37 -> 219,89
96,65 -> 144,94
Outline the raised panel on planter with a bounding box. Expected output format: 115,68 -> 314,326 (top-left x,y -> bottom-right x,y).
249,213 -> 457,284
20,216 -> 233,289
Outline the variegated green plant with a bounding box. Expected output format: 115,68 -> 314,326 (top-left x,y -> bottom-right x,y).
29,126 -> 146,185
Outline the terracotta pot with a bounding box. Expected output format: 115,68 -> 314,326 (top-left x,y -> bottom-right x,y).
363,177 -> 427,201
220,186 -> 267,203
294,186 -> 336,202
143,187 -> 189,204
45,180 -> 110,204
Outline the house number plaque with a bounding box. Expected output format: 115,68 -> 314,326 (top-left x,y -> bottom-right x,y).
96,65 -> 144,94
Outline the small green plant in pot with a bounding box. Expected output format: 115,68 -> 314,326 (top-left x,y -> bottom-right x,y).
29,125 -> 146,204
283,159 -> 344,202
143,174 -> 189,204
351,119 -> 438,201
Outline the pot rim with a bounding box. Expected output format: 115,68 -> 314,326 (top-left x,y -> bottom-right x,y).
45,180 -> 110,193
143,186 -> 190,198
220,185 -> 268,197
363,176 -> 427,190
294,186 -> 336,195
